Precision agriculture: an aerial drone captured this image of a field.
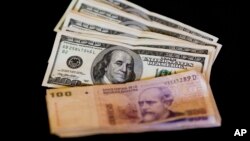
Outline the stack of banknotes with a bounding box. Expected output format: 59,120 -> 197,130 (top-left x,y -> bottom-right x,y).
43,0 -> 222,137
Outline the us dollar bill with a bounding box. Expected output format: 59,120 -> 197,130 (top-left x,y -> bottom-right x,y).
43,31 -> 210,88
63,11 -> 190,43
54,0 -> 218,43
62,11 -> 217,64
61,30 -> 214,81
95,0 -> 218,42
73,0 -> 218,44
66,0 -> 222,58
46,70 -> 221,137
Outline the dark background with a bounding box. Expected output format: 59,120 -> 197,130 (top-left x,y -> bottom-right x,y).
11,0 -> 247,140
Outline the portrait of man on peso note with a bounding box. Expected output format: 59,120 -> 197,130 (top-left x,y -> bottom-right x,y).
138,87 -> 184,123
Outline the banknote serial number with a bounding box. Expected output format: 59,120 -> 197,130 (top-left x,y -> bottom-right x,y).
62,44 -> 96,54
164,74 -> 197,85
50,92 -> 72,98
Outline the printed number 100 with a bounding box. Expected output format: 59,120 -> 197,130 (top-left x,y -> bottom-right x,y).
50,92 -> 72,97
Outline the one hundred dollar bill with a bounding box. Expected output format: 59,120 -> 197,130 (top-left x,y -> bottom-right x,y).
46,70 -> 221,137
43,31 -> 210,88
62,12 -> 217,64
63,11 -> 194,44
95,0 -> 218,42
56,0 -> 222,59
55,0 -> 218,43
61,30 -> 215,80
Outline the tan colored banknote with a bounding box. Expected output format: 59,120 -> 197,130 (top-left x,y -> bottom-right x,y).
46,70 -> 221,137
